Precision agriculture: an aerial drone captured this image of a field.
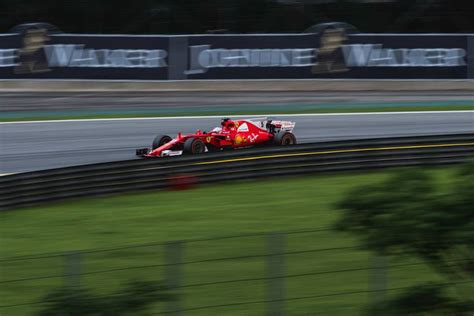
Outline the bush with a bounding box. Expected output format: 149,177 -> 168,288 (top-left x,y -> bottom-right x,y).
37,280 -> 174,316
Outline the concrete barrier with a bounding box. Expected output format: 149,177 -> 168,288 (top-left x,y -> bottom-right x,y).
0,79 -> 473,92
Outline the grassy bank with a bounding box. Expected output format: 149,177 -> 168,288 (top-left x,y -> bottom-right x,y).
2,101 -> 473,122
0,167 -> 467,315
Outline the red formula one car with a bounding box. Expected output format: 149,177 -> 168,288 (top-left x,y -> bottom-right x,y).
136,118 -> 297,158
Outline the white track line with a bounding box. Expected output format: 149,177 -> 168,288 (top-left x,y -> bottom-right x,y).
1,111 -> 473,125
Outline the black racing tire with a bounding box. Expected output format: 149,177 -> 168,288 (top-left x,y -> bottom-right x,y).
274,132 -> 297,146
152,134 -> 172,150
183,138 -> 206,154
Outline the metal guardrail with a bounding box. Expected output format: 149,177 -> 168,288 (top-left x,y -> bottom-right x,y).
1,134 -> 473,210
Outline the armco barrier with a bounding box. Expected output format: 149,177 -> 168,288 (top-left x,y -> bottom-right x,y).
1,134 -> 473,210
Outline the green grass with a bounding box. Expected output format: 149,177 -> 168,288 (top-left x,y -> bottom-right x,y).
1,101 -> 473,122
0,168 -> 469,315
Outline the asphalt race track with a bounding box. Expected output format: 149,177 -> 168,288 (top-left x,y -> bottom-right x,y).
2,111 -> 473,174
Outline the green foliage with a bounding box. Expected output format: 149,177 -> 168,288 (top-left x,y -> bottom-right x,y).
365,283 -> 473,316
335,168 -> 439,254
335,163 -> 474,314
335,164 -> 474,277
37,280 -> 173,316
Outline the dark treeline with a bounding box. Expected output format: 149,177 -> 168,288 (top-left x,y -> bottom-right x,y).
0,0 -> 472,34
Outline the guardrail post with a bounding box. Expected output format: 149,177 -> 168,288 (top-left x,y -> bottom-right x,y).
266,232 -> 286,316
64,251 -> 82,289
164,241 -> 184,316
369,253 -> 388,315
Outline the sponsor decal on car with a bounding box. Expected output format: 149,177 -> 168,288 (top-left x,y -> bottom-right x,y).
248,133 -> 259,143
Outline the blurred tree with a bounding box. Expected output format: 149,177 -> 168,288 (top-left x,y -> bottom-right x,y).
336,164 -> 474,277
37,280 -> 174,315
365,283 -> 473,316
335,162 -> 474,314
1,0 -> 473,33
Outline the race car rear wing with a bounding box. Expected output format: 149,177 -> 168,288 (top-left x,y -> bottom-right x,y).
272,120 -> 296,132
247,117 -> 296,133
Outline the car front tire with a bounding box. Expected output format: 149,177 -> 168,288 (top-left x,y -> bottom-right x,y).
152,135 -> 172,150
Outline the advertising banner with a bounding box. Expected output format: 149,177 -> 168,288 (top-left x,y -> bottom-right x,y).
341,34 -> 468,79
0,33 -> 169,80
0,31 -> 470,80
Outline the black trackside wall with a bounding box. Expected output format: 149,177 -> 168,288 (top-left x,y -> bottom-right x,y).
0,33 -> 471,80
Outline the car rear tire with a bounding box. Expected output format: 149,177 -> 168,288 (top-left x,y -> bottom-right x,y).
274,132 -> 296,146
183,138 -> 206,154
152,134 -> 172,150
